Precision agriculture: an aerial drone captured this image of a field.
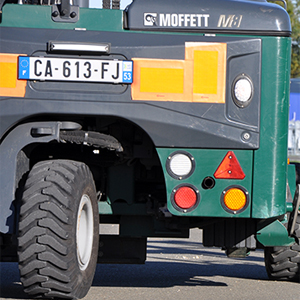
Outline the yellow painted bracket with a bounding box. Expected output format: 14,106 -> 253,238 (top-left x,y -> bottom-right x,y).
0,54 -> 27,97
132,42 -> 226,103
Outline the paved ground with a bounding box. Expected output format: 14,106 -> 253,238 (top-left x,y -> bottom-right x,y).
0,229 -> 299,300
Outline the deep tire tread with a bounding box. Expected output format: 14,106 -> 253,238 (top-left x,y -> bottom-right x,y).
42,280 -> 73,293
18,159 -> 98,299
39,202 -> 69,224
19,211 -> 48,232
37,235 -> 68,255
264,215 -> 300,282
18,227 -> 47,246
22,273 -> 48,287
38,218 -> 68,239
39,267 -> 71,283
19,260 -> 47,276
19,244 -> 46,262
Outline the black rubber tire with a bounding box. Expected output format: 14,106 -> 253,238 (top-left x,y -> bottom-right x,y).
264,215 -> 300,282
18,160 -> 99,299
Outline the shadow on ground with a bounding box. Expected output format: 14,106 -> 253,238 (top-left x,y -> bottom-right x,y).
0,240 -> 267,299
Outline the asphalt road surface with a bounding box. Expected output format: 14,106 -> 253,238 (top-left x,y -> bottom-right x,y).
0,229 -> 299,300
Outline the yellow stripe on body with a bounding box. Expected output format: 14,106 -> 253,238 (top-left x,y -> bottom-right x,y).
140,67 -> 184,94
132,42 -> 227,103
193,50 -> 218,95
0,54 -> 27,97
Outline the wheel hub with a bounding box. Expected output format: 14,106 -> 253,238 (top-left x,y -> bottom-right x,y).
76,194 -> 94,271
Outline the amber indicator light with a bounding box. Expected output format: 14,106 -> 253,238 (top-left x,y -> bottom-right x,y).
223,187 -> 247,212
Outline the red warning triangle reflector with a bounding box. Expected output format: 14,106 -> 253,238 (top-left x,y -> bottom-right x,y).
214,151 -> 245,179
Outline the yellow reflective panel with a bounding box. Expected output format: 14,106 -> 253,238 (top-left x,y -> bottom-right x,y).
193,50 -> 218,95
140,67 -> 184,94
131,42 -> 226,103
131,59 -> 192,102
186,42 -> 227,103
0,54 -> 27,97
0,62 -> 17,88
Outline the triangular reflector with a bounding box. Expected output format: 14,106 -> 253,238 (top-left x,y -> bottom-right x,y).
214,151 -> 245,179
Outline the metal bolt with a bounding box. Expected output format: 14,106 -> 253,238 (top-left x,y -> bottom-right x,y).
242,132 -> 251,141
52,11 -> 59,17
70,11 -> 77,18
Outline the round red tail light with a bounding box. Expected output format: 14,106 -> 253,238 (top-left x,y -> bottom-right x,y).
172,185 -> 200,212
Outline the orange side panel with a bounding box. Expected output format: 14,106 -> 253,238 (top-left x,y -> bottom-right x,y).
132,42 -> 227,103
132,59 -> 192,102
0,54 -> 27,97
185,42 -> 227,103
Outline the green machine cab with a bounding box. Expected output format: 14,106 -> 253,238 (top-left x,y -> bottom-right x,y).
0,0 -> 299,298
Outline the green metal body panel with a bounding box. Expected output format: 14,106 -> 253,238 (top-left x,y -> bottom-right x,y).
288,164 -> 296,198
157,148 -> 253,218
0,3 -> 294,246
1,5 -> 292,222
256,219 -> 294,246
1,4 -> 123,31
252,37 -> 291,219
153,37 -> 291,220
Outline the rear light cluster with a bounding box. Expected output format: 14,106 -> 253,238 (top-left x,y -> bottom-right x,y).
167,151 -> 249,214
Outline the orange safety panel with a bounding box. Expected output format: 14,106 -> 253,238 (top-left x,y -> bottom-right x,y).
132,42 -> 226,103
0,54 -> 27,97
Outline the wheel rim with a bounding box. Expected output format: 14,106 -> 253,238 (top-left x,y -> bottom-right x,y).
76,194 -> 94,271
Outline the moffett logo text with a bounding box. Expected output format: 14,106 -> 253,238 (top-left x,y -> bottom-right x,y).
144,13 -> 157,26
144,13 -> 210,28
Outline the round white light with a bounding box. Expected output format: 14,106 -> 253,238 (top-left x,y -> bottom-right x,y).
169,154 -> 192,177
234,78 -> 252,103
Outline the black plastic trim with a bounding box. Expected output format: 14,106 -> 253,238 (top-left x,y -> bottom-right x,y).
126,28 -> 291,37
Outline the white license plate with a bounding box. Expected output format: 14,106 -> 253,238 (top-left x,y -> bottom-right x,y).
18,56 -> 133,84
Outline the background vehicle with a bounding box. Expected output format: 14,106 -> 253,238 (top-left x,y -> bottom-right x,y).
288,78 -> 300,165
0,0 -> 299,299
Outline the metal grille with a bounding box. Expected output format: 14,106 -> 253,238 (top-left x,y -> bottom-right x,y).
102,0 -> 120,9
19,0 -> 59,4
112,0 -> 119,9
102,0 -> 110,9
